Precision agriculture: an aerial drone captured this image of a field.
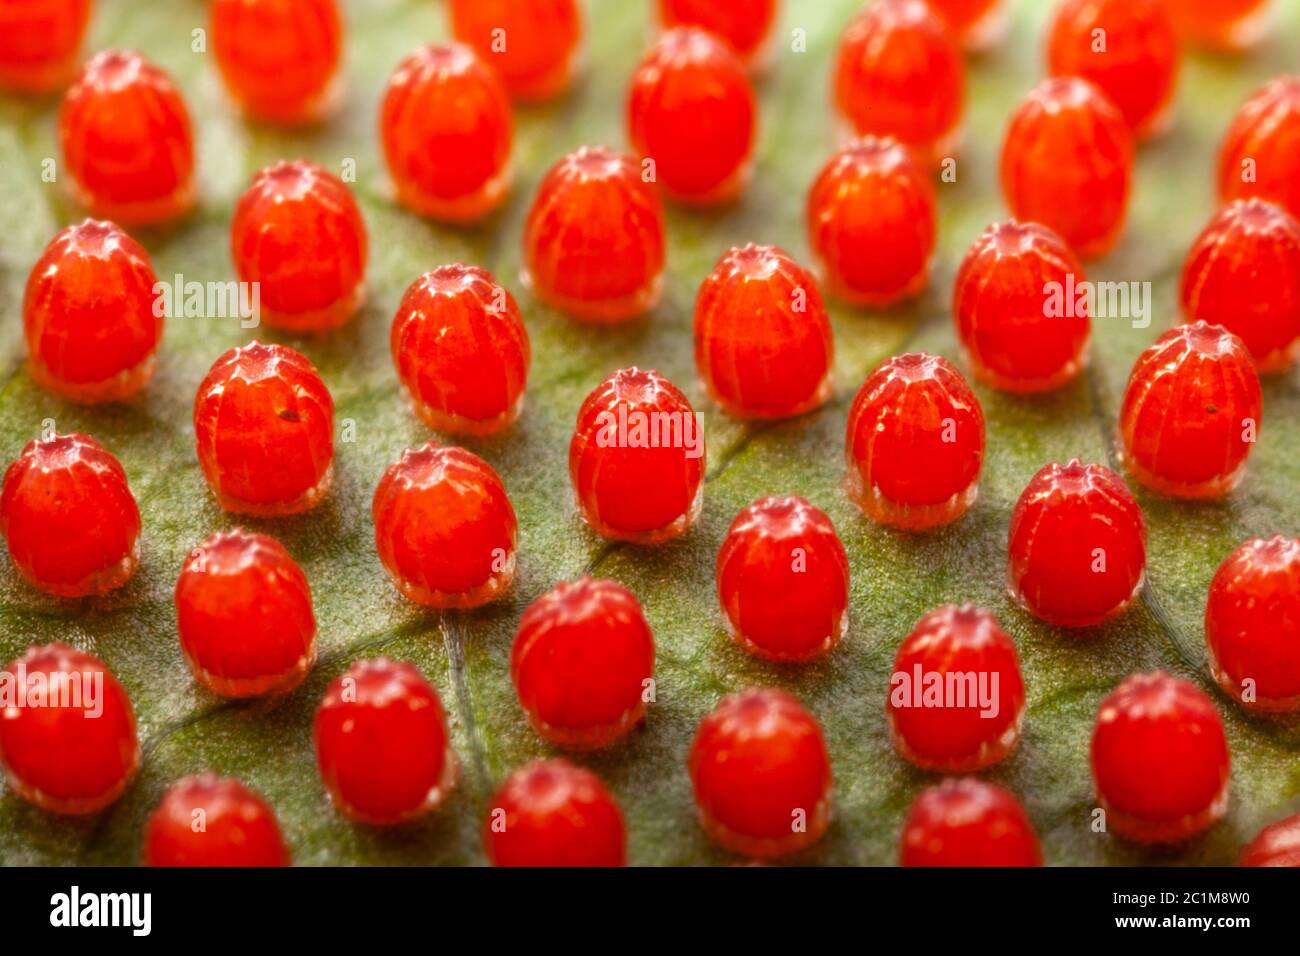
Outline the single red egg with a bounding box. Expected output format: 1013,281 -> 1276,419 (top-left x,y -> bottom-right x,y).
314,658 -> 458,826
1219,77 -> 1300,219
832,0 -> 965,167
694,244 -> 833,419
390,264 -> 530,436
511,577 -> 655,749
450,0 -> 583,102
23,219 -> 162,403
899,778 -> 1043,866
886,604 -> 1026,773
1179,198 -> 1300,373
569,367 -> 705,543
716,495 -> 850,662
688,688 -> 833,859
1,432 -> 139,597
807,137 -> 936,307
924,0 -> 1007,50
210,0 -> 343,125
59,49 -> 195,226
1000,77 -> 1133,259
627,27 -> 756,205
1240,813 -> 1300,867
1169,0 -> 1274,52
0,643 -> 138,814
193,342 -> 335,516
231,160 -> 368,333
484,759 -> 626,866
656,0 -> 777,69
845,352 -> 985,531
952,219 -> 1090,393
0,0 -> 93,94
1205,535 -> 1300,713
522,145 -> 665,322
380,43 -> 512,223
1091,671 -> 1230,844
144,774 -> 290,867
1007,460 -> 1146,628
1046,0 -> 1180,140
372,442 -> 517,608
174,528 -> 316,698
1119,322 -> 1262,499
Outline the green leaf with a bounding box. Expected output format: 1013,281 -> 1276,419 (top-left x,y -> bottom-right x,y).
2,0 -> 1299,866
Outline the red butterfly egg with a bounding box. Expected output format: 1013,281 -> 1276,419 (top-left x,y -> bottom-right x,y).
1180,198 -> 1300,373
380,43 -> 512,223
23,219 -> 162,403
1119,322 -> 1262,499
656,0 -> 777,69
886,605 -> 1025,773
231,160 -> 368,332
484,760 -> 626,866
372,443 -> 517,608
1240,812 -> 1300,867
0,643 -> 138,814
688,688 -> 833,859
314,658 -> 458,825
511,576 -> 655,749
1008,460 -> 1146,628
845,353 -> 985,531
807,137 -> 936,307
1205,535 -> 1300,713
1,432 -> 139,597
0,0 -> 93,94
144,774 -> 290,867
193,342 -> 335,516
1046,0 -> 1180,139
569,367 -> 705,543
175,528 -> 316,698
627,27 -> 756,205
694,244 -> 833,419
1219,77 -> 1300,220
522,145 -> 665,322
716,496 -> 850,662
1091,671 -> 1230,843
211,0 -> 343,124
59,49 -> 195,226
899,778 -> 1042,866
450,0 -> 583,102
952,219 -> 1089,393
832,0 -> 965,167
390,264 -> 530,436
1001,77 -> 1133,259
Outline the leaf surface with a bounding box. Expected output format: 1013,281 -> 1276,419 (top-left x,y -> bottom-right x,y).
1,0 -> 1298,865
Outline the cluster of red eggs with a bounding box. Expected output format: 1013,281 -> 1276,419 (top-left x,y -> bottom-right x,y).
0,0 -> 1298,867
